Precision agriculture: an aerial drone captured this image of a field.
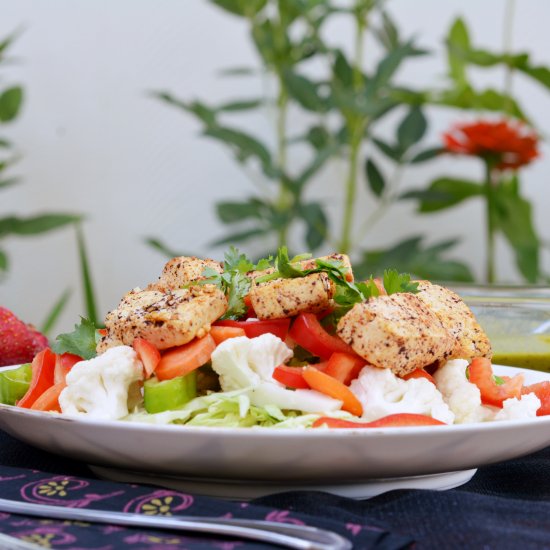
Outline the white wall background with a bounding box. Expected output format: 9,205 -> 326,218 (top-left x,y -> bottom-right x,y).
1,0 -> 549,332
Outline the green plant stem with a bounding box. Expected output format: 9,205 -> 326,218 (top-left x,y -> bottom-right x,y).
484,160 -> 497,284
339,9 -> 367,255
502,0 -> 516,113
275,82 -> 291,248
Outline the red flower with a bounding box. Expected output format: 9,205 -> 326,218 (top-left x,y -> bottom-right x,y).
443,119 -> 540,170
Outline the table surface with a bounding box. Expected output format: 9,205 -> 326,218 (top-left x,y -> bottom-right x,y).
0,429 -> 549,549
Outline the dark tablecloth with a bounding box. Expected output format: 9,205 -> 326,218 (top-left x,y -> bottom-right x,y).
0,429 -> 548,549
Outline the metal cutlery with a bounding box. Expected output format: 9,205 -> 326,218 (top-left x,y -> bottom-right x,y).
0,497 -> 352,550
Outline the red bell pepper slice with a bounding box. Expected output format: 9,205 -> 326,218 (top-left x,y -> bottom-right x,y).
272,365 -> 310,389
522,381 -> 550,416
133,338 -> 161,378
312,413 -> 446,428
468,357 -> 524,408
289,313 -> 355,360
53,353 -> 82,384
403,368 -> 436,385
325,352 -> 365,385
17,348 -> 57,408
215,318 -> 290,341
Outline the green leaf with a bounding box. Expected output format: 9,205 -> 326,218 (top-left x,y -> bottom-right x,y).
434,86 -> 529,122
372,138 -> 402,162
333,50 -> 354,87
217,199 -> 265,223
218,99 -> 263,112
218,66 -> 257,77
493,184 -> 540,282
154,93 -> 218,127
0,214 -> 82,238
299,202 -> 328,250
144,237 -> 188,258
383,269 -> 419,294
0,87 -> 23,122
76,225 -> 99,327
203,126 -> 276,178
397,106 -> 427,152
51,317 -> 99,360
446,17 -> 470,85
402,178 -> 483,212
210,0 -> 267,17
0,30 -> 21,57
375,10 -> 400,51
0,177 -> 19,190
369,40 -> 427,91
210,227 -> 269,246
283,69 -> 327,112
410,147 -> 444,164
305,126 -> 330,150
0,249 -> 7,272
355,236 -> 474,282
195,246 -> 258,320
520,63 -> 550,90
365,158 -> 385,197
40,288 -> 72,337
0,138 -> 12,148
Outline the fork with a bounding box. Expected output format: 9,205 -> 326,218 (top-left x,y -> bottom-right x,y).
0,497 -> 352,550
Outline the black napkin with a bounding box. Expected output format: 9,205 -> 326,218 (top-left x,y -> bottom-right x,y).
254,446 -> 550,549
0,432 -> 412,549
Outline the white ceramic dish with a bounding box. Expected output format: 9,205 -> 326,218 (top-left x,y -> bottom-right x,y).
0,365 -> 549,499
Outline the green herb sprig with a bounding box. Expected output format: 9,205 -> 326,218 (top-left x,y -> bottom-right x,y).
205,246 -> 419,322
197,246 -> 271,320
51,317 -> 101,360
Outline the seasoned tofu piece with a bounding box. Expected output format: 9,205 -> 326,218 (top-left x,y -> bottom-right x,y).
415,281 -> 492,361
248,253 -> 353,320
247,253 -> 353,282
249,272 -> 334,320
97,285 -> 227,353
337,293 -> 455,377
150,256 -> 223,292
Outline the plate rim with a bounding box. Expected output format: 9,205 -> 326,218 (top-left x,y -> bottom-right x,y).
0,364 -> 549,438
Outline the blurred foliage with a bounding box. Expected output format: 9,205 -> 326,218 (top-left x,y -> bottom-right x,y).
0,32 -> 81,278
0,32 -> 98,333
151,0 -> 547,283
402,15 -> 548,283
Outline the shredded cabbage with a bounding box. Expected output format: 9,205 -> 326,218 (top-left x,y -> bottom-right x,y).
124,389 -> 337,428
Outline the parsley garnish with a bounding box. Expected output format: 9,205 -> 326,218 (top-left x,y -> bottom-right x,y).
255,247 -> 418,321
200,246 -> 419,321
197,246 -> 270,320
51,317 -> 101,360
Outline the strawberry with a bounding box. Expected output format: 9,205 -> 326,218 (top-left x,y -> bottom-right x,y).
0,307 -> 49,367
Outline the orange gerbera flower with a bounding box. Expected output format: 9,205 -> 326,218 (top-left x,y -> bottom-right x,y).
443,119 -> 540,170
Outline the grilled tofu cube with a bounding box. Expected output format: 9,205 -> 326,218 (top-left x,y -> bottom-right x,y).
97,285 -> 227,352
151,256 -> 223,292
248,253 -> 352,320
337,293 -> 455,376
415,281 -> 492,361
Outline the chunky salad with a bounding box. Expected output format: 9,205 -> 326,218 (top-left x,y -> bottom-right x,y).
2,247 -> 549,428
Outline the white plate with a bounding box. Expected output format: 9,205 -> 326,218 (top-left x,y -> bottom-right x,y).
0,365 -> 549,499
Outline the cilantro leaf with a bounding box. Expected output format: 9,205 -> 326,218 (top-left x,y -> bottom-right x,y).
383,269 -> 419,295
51,317 -> 100,360
196,246 -> 256,320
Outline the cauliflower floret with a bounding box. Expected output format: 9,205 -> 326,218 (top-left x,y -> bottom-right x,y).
350,365 -> 455,424
211,333 -> 342,413
59,346 -> 144,420
433,359 -> 492,424
494,393 -> 541,421
211,334 -> 292,391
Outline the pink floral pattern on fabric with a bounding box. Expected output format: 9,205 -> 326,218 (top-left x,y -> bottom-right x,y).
0,464 -> 401,548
